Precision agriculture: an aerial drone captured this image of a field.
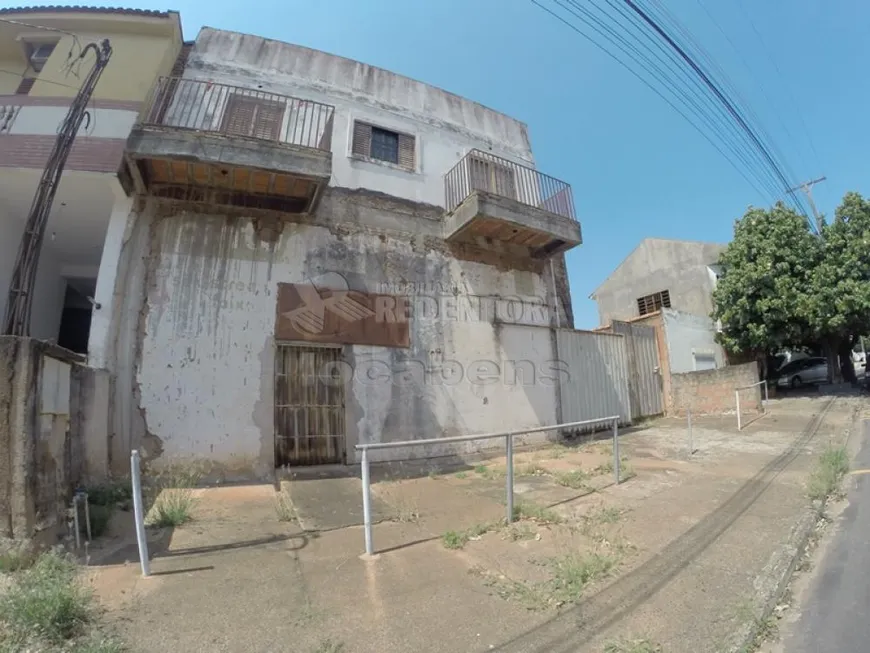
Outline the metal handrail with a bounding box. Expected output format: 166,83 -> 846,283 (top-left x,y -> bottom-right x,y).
443,148 -> 577,221
141,76 -> 335,151
355,416 -> 620,556
735,380 -> 768,431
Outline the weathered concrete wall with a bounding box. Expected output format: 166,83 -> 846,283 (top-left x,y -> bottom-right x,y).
669,361 -> 760,416
70,365 -> 111,485
662,309 -> 726,374
185,27 -> 534,208
0,337 -> 85,541
109,191 -> 564,478
594,239 -> 724,326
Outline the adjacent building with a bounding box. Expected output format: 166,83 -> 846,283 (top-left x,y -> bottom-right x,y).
590,238 -> 724,326
81,27 -> 584,478
0,6 -> 183,349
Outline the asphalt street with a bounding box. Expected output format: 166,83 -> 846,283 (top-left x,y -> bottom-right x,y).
783,417 -> 870,653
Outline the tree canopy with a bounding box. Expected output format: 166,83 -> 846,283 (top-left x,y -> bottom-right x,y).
713,192 -> 870,382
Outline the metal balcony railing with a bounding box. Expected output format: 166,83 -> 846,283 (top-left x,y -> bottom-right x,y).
444,149 -> 576,221
141,76 -> 335,151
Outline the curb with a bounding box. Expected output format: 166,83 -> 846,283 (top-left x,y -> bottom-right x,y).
727,405 -> 862,653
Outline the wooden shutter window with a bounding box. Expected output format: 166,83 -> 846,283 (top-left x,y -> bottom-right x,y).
16,77 -> 35,95
352,121 -> 372,157
251,100 -> 284,141
398,133 -> 415,170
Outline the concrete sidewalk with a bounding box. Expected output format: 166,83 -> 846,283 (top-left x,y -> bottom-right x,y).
85,396 -> 860,653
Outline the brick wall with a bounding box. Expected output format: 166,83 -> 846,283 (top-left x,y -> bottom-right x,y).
669,361 -> 761,416
0,135 -> 125,173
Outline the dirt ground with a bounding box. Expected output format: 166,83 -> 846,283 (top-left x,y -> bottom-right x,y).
81,396 -> 860,653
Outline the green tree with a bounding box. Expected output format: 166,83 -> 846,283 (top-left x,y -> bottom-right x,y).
808,192 -> 870,382
712,202 -> 820,379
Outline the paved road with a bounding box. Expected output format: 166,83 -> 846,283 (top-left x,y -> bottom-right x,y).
784,417 -> 870,653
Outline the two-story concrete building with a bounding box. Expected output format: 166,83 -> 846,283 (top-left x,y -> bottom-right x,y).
590,238 -> 724,326
0,6 -> 183,351
88,27 -> 583,478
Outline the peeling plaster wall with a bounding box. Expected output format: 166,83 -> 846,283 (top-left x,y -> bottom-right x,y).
184,27 -> 535,208
125,193 -> 560,477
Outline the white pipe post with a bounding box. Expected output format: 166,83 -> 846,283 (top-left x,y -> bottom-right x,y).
505,434 -> 514,523
613,418 -> 620,484
764,382 -> 769,407
736,390 -> 742,431
131,450 -> 151,577
361,447 -> 374,556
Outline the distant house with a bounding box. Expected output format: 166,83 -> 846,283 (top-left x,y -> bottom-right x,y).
590,238 -> 725,326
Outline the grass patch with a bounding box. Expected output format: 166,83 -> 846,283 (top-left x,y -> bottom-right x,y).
504,522 -> 539,542
312,640 -> 344,653
148,489 -> 196,528
807,445 -> 849,502
603,637 -> 663,653
390,497 -> 422,524
144,461 -> 204,528
1,551 -> 92,643
0,538 -> 35,572
274,490 -> 296,522
555,469 -> 591,489
513,501 -> 563,525
455,471 -> 468,479
83,503 -> 114,538
521,463 -> 549,477
548,551 -> 618,605
84,480 -> 132,508
441,522 -> 492,549
473,464 -> 504,480
474,549 -> 621,611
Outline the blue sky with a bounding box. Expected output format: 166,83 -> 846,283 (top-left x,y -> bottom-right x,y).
12,1 -> 867,328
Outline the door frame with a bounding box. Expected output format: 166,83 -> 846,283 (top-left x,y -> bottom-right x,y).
273,340 -> 348,467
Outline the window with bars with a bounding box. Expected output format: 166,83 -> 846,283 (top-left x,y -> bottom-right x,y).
221,94 -> 285,141
351,121 -> 415,171
636,290 -> 671,316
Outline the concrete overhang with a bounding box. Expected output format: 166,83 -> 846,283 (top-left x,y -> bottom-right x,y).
127,126 -> 332,181
443,191 -> 582,258
125,126 -> 332,214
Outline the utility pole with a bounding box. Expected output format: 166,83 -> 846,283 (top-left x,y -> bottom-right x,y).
787,176 -> 826,233
3,39 -> 112,336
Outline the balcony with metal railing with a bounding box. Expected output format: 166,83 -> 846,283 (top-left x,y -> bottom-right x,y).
443,150 -> 581,258
124,77 -> 336,214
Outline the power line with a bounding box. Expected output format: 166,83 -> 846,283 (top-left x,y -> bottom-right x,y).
531,0 -> 793,206
532,0 -> 815,226
0,68 -> 83,91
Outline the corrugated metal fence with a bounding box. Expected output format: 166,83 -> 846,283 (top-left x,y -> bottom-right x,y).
610,321 -> 664,419
556,329 -> 632,429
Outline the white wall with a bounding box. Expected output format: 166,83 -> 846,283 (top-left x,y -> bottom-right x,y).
0,209 -> 66,340
6,105 -> 138,139
185,28 -> 536,208
662,308 -> 726,374
133,208 -> 560,477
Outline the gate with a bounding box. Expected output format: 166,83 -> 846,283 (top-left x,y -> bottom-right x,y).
274,344 -> 346,466
610,321 -> 663,418
556,329 -> 632,428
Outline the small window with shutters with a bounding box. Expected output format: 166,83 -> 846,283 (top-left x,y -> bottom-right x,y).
221,94 -> 285,141
351,120 -> 416,171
